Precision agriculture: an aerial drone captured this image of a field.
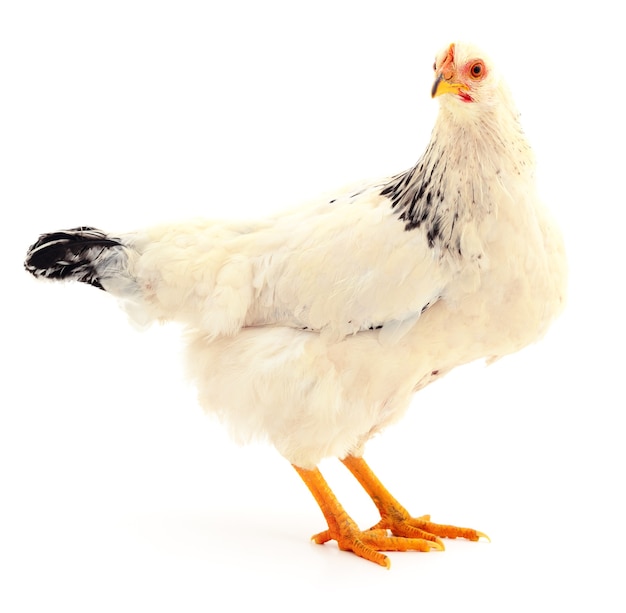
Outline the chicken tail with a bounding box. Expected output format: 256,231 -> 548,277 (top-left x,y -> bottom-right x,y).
25,227 -> 130,291
25,222 -> 254,333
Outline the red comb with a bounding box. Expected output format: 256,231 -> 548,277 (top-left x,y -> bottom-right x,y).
440,43 -> 455,79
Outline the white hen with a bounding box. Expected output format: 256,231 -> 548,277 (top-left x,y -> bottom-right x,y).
25,42 -> 567,567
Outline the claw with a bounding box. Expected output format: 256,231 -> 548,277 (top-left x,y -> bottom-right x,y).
311,529 -> 332,544
476,531 -> 491,543
429,540 -> 445,551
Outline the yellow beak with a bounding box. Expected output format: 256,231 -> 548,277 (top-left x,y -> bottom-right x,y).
431,73 -> 467,98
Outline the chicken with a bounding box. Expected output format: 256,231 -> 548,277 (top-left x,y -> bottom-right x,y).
24,42 -> 567,568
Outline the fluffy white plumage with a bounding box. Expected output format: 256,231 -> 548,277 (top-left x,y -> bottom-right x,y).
26,42 -> 567,472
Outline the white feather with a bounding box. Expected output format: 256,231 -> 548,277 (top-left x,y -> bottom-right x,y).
94,42 -> 566,468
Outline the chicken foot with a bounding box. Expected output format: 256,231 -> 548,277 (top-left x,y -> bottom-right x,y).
341,454 -> 489,545
293,464 -> 442,568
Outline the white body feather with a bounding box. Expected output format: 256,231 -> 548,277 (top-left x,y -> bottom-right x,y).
88,44 -> 566,468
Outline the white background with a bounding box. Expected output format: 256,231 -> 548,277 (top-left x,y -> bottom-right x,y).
1,1 -> 624,611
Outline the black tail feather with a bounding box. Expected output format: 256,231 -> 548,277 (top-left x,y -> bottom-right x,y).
25,226 -> 122,290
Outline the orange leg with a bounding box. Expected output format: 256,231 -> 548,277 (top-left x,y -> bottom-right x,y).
341,455 -> 489,544
293,464 -> 442,568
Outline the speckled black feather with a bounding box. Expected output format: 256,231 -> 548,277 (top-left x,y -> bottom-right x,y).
381,140 -> 452,250
24,227 -> 121,290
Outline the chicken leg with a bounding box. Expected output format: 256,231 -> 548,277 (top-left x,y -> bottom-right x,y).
294,456 -> 487,568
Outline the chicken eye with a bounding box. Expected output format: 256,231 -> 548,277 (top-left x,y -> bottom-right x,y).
433,61 -> 437,71
469,61 -> 484,79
